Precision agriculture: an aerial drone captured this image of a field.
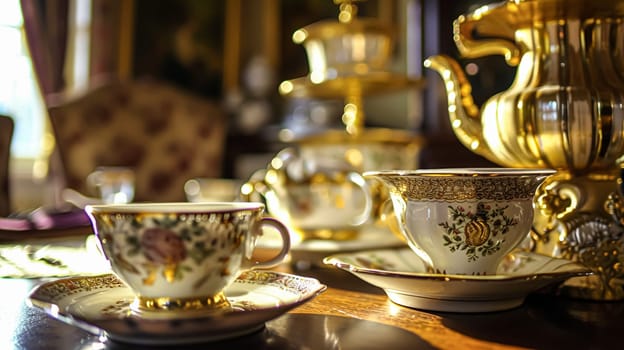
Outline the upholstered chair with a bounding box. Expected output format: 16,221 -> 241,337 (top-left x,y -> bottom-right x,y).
0,115 -> 13,216
47,79 -> 227,203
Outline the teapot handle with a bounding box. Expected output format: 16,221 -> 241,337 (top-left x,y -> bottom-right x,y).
454,13 -> 521,65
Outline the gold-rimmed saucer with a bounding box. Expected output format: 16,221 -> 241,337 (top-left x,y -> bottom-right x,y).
323,248 -> 592,313
27,271 -> 326,345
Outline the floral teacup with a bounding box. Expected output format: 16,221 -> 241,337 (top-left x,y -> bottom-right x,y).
365,168 -> 555,275
85,202 -> 290,316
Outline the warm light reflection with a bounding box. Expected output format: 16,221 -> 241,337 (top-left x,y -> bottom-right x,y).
49,304 -> 60,316
184,180 -> 200,197
387,301 -> 403,316
342,104 -> 357,125
344,103 -> 358,114
292,29 -> 307,44
240,183 -> 253,197
352,34 -> 366,61
472,5 -> 490,20
310,71 -> 325,84
305,41 -> 327,81
278,128 -> 295,142
279,81 -> 293,94
346,124 -> 358,135
338,11 -> 352,22
270,158 -> 284,170
345,148 -> 363,167
265,170 -> 279,185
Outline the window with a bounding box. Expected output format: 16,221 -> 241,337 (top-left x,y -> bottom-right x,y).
0,0 -> 90,180
0,0 -> 46,160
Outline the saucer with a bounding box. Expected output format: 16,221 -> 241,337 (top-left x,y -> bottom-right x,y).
323,248 -> 592,313
28,271 -> 326,345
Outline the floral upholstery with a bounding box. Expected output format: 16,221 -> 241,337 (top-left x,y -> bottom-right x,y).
0,115 -> 13,216
48,79 -> 227,202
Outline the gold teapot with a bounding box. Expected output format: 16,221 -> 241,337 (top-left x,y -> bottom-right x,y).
425,0 -> 624,300
425,0 -> 624,173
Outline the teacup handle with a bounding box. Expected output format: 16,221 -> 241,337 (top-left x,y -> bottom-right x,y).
378,198 -> 406,243
243,216 -> 291,270
346,172 -> 374,226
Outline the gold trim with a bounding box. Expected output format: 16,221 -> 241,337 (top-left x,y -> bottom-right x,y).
296,228 -> 359,241
368,172 -> 551,201
132,291 -> 230,313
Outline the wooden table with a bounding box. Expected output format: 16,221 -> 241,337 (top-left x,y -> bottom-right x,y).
4,259 -> 623,350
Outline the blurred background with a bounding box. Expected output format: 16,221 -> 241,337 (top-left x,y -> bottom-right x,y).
1,0 -> 513,212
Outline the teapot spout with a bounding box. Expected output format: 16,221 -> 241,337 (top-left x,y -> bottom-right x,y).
424,55 -> 496,163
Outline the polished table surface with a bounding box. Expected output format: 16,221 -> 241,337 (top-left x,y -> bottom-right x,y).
3,255 -> 624,350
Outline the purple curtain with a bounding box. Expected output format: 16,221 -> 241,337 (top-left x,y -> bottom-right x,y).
20,0 -> 69,104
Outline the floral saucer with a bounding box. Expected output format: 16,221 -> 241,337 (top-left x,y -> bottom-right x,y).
323,248 -> 592,313
28,271 -> 326,345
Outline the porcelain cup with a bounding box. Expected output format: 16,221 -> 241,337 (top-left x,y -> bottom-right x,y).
85,202 -> 290,316
364,168 -> 555,275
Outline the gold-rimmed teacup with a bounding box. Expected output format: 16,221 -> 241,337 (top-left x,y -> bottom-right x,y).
85,202 -> 290,317
365,168 -> 555,275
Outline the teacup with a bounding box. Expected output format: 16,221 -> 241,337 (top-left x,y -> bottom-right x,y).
85,202 -> 290,317
365,168 -> 555,275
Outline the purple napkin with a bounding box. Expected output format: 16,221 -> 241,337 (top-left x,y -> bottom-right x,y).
0,207 -> 91,231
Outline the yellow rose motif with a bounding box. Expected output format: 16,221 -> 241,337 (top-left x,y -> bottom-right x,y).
440,203 -> 517,262
464,218 -> 490,247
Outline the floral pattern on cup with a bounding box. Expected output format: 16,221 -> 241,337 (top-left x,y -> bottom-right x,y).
96,212 -> 250,292
92,206 -> 264,296
365,168 -> 555,275
440,203 -> 518,262
86,202 -> 291,315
